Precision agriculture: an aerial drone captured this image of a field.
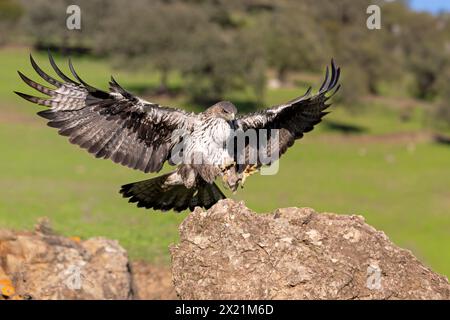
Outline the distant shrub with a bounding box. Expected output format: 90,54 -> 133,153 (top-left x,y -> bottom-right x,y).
334,64 -> 368,111
0,0 -> 23,46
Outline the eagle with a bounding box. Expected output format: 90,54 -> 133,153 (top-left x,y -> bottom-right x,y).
15,53 -> 340,212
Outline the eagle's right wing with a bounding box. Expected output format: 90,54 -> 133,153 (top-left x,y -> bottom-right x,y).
236,60 -> 340,165
15,53 -> 196,173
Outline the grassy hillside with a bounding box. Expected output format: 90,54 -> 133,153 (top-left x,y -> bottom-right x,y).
0,47 -> 449,276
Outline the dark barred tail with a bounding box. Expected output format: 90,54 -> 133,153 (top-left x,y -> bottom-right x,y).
119,173 -> 226,212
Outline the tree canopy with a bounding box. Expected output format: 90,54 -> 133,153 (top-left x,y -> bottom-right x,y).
2,0 -> 449,118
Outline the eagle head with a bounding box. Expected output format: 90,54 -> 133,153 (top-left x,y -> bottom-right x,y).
207,101 -> 237,121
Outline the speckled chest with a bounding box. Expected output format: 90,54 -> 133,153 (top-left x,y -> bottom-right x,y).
184,117 -> 234,165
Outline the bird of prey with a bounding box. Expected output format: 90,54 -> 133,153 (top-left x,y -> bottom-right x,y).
15,53 -> 340,212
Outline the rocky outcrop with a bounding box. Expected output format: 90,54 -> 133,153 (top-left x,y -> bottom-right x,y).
171,199 -> 450,300
2,201 -> 448,300
0,218 -> 176,300
0,218 -> 132,300
130,261 -> 176,299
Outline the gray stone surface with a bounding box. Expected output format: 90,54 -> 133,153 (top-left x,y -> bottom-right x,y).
0,218 -> 132,300
171,199 -> 450,300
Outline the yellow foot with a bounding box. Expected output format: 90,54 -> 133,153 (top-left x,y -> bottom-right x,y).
241,164 -> 259,187
222,172 -> 229,188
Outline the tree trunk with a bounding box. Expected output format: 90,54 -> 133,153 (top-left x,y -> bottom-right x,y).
156,69 -> 170,95
277,66 -> 288,85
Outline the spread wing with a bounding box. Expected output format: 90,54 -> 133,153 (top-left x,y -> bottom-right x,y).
15,53 -> 195,173
236,60 -> 340,165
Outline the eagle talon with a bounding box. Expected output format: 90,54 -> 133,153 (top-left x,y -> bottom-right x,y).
241,164 -> 258,186
221,164 -> 241,193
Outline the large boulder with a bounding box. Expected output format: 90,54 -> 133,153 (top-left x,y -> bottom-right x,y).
0,218 -> 132,300
0,218 -> 177,300
130,261 -> 176,299
171,199 -> 450,300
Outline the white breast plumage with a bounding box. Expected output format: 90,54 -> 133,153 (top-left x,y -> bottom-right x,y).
183,117 -> 233,166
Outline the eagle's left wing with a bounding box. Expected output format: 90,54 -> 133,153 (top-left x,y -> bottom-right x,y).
15,53 -> 196,173
236,60 -> 340,163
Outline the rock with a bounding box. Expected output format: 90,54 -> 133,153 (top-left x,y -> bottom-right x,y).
171,199 -> 450,300
0,219 -> 178,300
0,219 -> 132,300
130,261 -> 177,300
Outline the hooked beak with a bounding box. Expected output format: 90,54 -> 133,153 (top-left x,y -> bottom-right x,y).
227,112 -> 236,121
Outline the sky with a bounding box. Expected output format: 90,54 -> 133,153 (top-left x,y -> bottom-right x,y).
409,0 -> 450,13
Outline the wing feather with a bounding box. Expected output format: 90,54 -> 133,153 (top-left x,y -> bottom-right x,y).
16,53 -> 195,173
237,60 -> 341,165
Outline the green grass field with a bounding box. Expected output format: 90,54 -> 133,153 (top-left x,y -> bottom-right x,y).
1,47 -> 449,277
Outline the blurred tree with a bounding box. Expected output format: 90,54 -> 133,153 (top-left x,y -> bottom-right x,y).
431,96 -> 450,130
428,60 -> 450,129
389,7 -> 450,100
0,0 -> 23,46
94,0 -> 207,94
264,2 -> 329,84
13,0 -> 450,109
332,1 -> 404,95
93,0 -> 266,103
19,0 -> 114,52
21,0 -> 82,52
335,63 -> 368,109
181,23 -> 266,105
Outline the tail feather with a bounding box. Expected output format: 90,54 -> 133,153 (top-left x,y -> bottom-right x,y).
120,173 -> 226,212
